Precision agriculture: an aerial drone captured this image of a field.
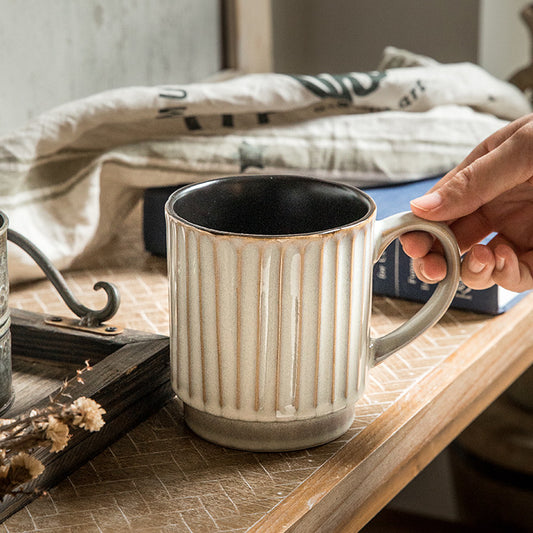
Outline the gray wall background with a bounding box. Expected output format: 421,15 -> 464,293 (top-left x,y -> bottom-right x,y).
1,0 -> 530,136
271,0 -> 530,81
0,0 -> 222,135
272,0 -> 480,74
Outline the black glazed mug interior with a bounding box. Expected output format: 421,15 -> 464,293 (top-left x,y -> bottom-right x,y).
169,175 -> 374,236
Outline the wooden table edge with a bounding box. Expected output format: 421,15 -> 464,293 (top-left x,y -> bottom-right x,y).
249,293 -> 533,532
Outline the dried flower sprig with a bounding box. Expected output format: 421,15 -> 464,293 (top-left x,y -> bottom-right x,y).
0,362 -> 106,499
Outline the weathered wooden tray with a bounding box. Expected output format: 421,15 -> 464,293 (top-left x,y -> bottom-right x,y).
1,307 -> 172,522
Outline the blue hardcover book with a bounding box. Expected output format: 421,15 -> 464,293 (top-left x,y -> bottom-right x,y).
143,178 -> 528,315
362,177 -> 528,315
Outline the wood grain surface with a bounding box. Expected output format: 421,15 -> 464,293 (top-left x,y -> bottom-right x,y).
1,309 -> 172,523
4,204 -> 532,532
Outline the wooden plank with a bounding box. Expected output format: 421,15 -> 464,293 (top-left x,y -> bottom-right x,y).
224,0 -> 273,72
0,309 -> 172,522
10,307 -> 164,364
249,294 -> 533,532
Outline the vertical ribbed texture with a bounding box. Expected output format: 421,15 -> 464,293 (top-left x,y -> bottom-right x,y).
167,222 -> 373,422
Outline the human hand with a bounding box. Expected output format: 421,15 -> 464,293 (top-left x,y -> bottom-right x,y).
400,112 -> 533,292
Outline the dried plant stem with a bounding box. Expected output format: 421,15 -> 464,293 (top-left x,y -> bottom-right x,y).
0,363 -> 105,499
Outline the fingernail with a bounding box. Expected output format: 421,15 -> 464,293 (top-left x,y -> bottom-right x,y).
410,192 -> 443,212
468,256 -> 486,274
420,264 -> 439,282
495,254 -> 505,271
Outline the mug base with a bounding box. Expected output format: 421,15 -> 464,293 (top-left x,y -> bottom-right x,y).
183,404 -> 355,451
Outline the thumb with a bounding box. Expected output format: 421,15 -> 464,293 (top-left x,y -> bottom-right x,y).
410,122 -> 533,221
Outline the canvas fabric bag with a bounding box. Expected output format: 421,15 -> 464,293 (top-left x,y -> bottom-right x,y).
0,47 -> 529,282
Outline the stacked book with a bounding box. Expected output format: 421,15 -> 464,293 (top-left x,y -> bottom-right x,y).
143,177 -> 528,315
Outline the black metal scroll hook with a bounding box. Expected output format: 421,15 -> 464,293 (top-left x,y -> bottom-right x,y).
7,229 -> 120,327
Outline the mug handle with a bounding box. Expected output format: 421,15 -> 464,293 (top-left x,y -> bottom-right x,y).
371,211 -> 461,366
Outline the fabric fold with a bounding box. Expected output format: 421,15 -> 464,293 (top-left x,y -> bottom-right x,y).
0,47 -> 530,282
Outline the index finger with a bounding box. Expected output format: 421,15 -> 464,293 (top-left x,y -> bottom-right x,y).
411,119 -> 533,221
430,113 -> 533,193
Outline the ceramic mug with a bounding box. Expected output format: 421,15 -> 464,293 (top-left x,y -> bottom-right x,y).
165,175 -> 460,451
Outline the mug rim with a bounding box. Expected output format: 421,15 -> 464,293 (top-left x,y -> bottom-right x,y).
165,174 -> 376,238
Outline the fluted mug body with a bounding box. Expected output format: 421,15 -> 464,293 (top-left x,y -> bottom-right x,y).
166,175 -> 460,450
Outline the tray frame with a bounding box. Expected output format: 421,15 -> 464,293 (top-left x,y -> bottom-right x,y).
1,308 -> 172,522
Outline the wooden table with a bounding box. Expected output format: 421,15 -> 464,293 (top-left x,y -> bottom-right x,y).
4,205 -> 533,533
